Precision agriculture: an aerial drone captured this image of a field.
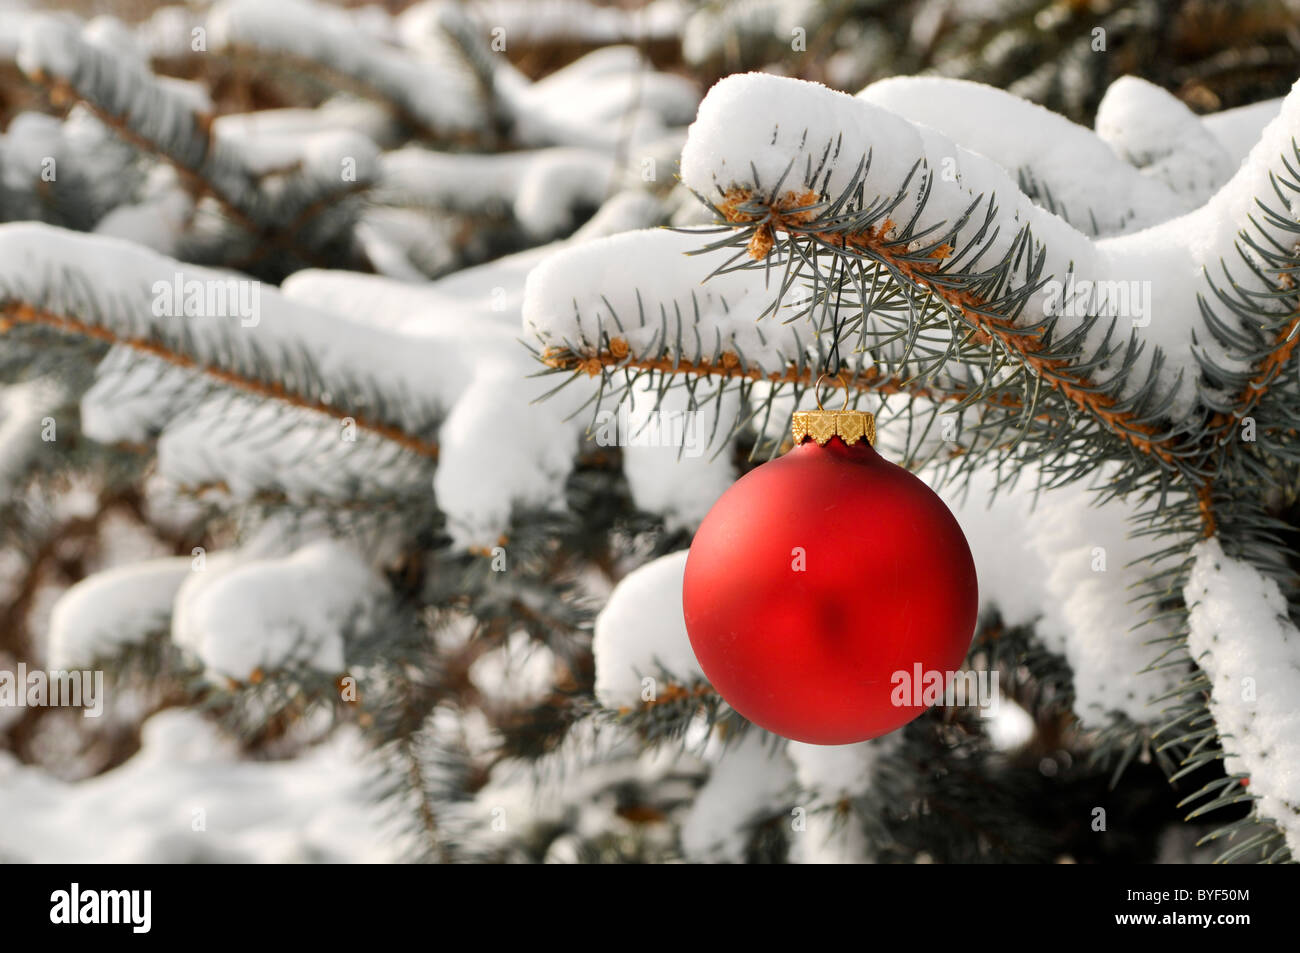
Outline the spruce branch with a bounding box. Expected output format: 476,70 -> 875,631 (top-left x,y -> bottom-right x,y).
0,300 -> 440,460
706,185 -> 1189,468
20,20 -> 373,273
539,343 -> 994,406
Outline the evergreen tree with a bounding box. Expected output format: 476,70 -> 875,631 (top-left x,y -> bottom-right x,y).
0,0 -> 1297,864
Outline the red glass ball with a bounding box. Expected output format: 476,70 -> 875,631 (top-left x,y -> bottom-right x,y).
682,436 -> 978,744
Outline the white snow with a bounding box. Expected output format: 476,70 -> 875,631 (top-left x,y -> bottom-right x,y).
785,738 -> 886,864
353,207 -> 459,280
468,630 -> 557,705
500,46 -> 698,152
207,0 -> 486,136
787,737 -> 889,796
136,4 -> 203,60
172,540 -> 385,681
618,377 -> 738,530
1,108 -> 134,214
1023,476 -> 1188,724
940,462 -> 1188,725
0,378 -> 60,493
0,112 -> 63,191
15,13 -> 79,78
92,167 -> 195,256
46,557 -> 194,670
1201,97 -> 1285,167
571,189 -> 665,240
82,15 -> 146,66
523,226 -> 801,370
433,361 -> 579,543
933,465 -> 1056,633
376,145 -> 615,239
0,710 -> 408,862
211,122 -> 378,184
0,222 -> 598,548
1184,538 -> 1300,854
592,549 -> 705,708
858,75 -> 1191,234
1094,76 -> 1234,206
1094,80 -> 1300,409
787,803 -> 870,864
679,731 -> 794,861
210,98 -> 399,150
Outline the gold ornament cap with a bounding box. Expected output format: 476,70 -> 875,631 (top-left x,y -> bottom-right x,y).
791,374 -> 875,447
792,408 -> 875,446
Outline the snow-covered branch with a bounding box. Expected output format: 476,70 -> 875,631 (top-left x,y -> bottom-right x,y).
1184,538 -> 1300,859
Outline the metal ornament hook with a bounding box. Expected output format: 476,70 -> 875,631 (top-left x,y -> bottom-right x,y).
813,372 -> 851,411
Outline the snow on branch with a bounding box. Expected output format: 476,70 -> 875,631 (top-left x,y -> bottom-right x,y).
678,74 -> 1201,445
856,75 -> 1191,236
525,227 -> 802,373
374,145 -> 618,240
936,464 -> 1189,728
592,550 -> 709,712
0,223 -> 440,457
674,74 -> 1300,460
528,75 -> 1187,472
1184,538 -> 1300,859
785,739 -> 891,863
679,731 -> 793,862
0,710 -> 406,862
288,217 -> 751,537
494,46 -> 698,152
279,260 -> 594,547
1093,76 -> 1236,208
174,540 -> 385,682
521,74 -> 1300,493
19,17 -> 248,220
521,224 -> 984,469
0,378 -> 64,494
209,0 -> 490,141
0,110 -> 144,231
18,17 -> 376,273
0,222 -> 647,546
46,556 -> 193,670
524,231 -> 1102,475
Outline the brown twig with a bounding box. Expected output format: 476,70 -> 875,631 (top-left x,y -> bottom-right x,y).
1,301 -> 440,460
542,342 -> 1026,411
1208,311 -> 1300,439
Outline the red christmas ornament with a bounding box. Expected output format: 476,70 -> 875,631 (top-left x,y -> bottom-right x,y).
682,405 -> 978,745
